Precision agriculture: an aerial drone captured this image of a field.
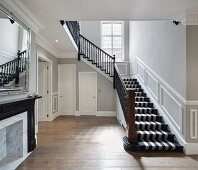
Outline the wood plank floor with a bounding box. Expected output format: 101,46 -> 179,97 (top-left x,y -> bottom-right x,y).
17,116 -> 198,170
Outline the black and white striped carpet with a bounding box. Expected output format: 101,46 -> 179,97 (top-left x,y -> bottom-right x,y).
122,78 -> 183,151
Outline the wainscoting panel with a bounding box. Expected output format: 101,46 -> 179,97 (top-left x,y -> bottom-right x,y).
190,109 -> 198,139
130,61 -> 137,75
132,57 -> 185,144
52,93 -> 58,113
137,62 -> 145,83
116,63 -> 128,75
160,86 -> 183,131
146,71 -> 159,101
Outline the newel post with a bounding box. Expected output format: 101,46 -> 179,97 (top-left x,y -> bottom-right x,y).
126,89 -> 137,143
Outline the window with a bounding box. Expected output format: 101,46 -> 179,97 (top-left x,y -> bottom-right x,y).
101,21 -> 124,61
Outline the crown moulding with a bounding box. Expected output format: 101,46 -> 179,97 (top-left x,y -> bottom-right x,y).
0,0 -> 44,33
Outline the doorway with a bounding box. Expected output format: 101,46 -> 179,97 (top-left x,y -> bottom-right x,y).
79,72 -> 97,115
36,53 -> 52,132
58,64 -> 76,115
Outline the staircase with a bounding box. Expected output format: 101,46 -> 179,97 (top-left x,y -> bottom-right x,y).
0,50 -> 27,87
61,21 -> 115,78
122,78 -> 183,151
79,35 -> 115,77
62,21 -> 183,152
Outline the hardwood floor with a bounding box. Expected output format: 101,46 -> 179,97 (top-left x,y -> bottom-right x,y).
17,116 -> 198,170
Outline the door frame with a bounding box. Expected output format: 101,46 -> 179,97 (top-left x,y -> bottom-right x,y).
79,72 -> 97,115
58,64 -> 76,115
36,53 -> 53,127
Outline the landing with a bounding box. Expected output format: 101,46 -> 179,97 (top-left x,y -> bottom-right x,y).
17,116 -> 198,169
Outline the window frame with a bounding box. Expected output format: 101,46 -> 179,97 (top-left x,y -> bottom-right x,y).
100,21 -> 124,61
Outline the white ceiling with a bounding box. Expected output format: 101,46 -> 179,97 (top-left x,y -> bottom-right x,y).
20,0 -> 198,56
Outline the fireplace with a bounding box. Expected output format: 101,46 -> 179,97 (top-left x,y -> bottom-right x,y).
0,96 -> 40,169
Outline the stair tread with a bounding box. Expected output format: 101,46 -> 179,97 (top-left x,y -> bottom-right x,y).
136,121 -> 167,125
138,140 -> 183,151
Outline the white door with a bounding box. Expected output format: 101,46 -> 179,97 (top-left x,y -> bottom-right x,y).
79,72 -> 97,115
58,64 -> 76,115
38,62 -> 48,121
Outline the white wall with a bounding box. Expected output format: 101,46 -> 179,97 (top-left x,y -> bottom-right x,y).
80,21 -> 101,47
0,19 -> 19,64
129,20 -> 186,98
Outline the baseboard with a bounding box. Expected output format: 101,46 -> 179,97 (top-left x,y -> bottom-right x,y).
97,111 -> 116,117
185,143 -> 198,155
75,111 -> 80,116
52,111 -> 59,120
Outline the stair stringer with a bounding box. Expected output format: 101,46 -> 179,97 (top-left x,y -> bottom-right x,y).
81,57 -> 113,82
132,74 -> 186,149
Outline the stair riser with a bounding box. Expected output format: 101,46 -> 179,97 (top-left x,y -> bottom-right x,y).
135,109 -> 158,114
135,97 -> 150,102
123,79 -> 137,82
136,124 -> 168,131
137,133 -> 175,142
135,115 -> 163,122
135,92 -> 147,97
135,103 -> 154,108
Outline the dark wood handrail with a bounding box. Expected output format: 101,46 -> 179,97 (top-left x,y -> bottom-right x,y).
80,34 -> 115,60
114,64 -> 137,143
114,64 -> 127,95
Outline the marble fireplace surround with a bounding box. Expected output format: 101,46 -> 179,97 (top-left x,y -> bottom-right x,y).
0,112 -> 27,169
0,96 -> 41,169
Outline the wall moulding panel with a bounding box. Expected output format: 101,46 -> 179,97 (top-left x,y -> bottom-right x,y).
190,109 -> 198,139
116,62 -> 128,75
160,86 -> 183,131
133,57 -> 184,133
137,61 -> 145,83
130,60 -> 137,75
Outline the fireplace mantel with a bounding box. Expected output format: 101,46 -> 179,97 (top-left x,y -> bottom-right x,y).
0,96 -> 41,152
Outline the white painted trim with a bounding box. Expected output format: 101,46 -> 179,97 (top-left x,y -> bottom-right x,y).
145,70 -> 159,101
75,111 -> 80,116
97,111 -> 116,117
81,57 -> 113,82
36,34 -> 59,58
0,0 -> 44,33
185,143 -> 198,155
186,101 -> 198,105
136,61 -> 145,83
190,109 -> 198,139
52,110 -> 59,121
58,64 -> 76,116
160,85 -> 183,131
116,62 -> 128,75
52,92 -> 58,113
136,57 -> 186,104
79,72 -> 97,116
130,60 -> 137,75
36,53 -> 53,122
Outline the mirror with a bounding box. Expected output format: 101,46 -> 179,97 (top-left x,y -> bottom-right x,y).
0,5 -> 31,95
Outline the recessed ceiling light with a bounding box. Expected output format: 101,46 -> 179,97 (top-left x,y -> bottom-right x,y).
55,40 -> 59,43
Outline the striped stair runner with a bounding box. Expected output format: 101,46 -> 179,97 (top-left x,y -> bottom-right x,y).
122,78 -> 183,152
